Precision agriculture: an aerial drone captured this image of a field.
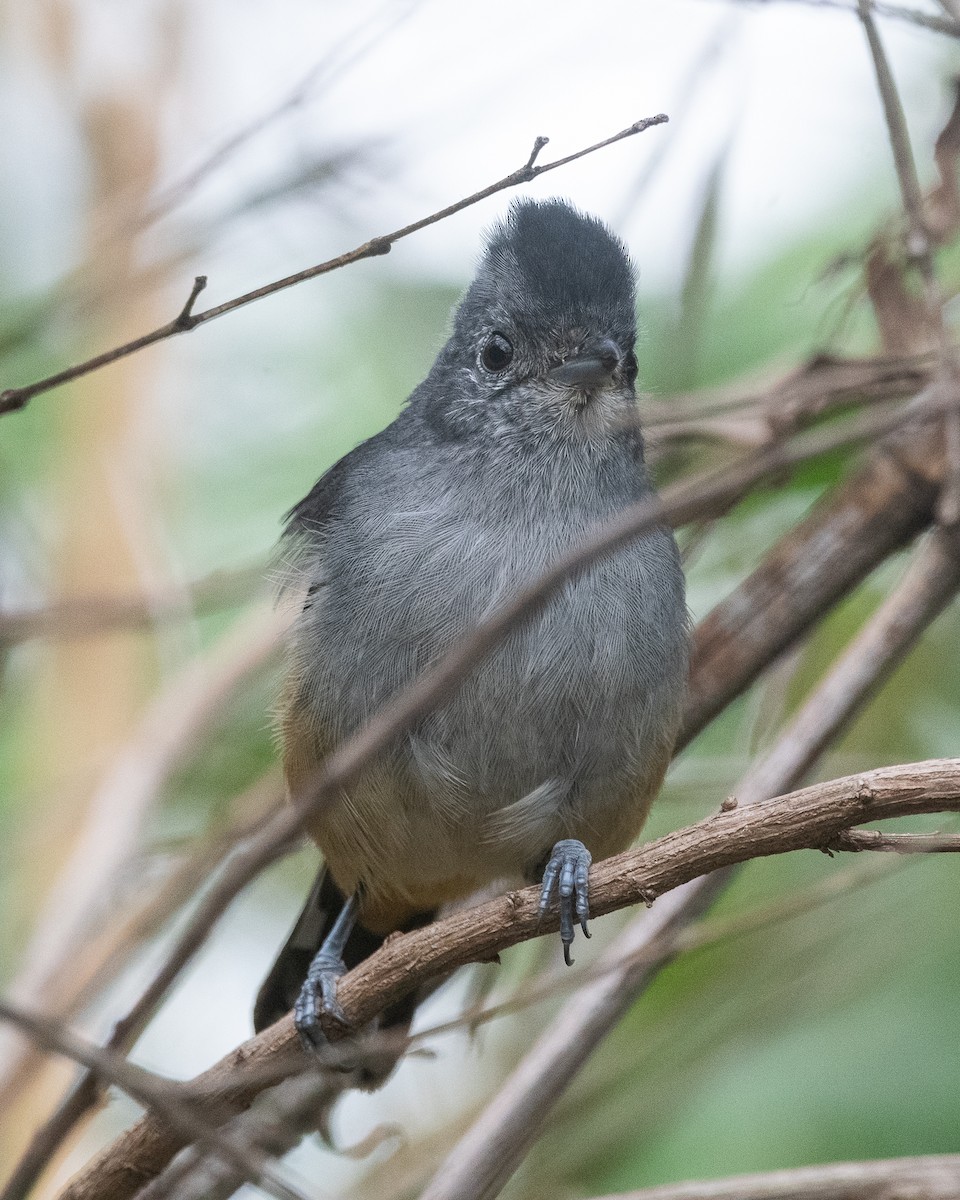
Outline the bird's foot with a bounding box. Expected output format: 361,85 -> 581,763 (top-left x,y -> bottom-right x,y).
295,950 -> 350,1054
538,838 -> 592,965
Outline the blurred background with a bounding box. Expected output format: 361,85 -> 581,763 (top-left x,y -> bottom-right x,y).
1,0 -> 959,1196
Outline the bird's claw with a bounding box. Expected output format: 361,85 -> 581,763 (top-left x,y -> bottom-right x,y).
294,952 -> 350,1053
538,838 -> 592,965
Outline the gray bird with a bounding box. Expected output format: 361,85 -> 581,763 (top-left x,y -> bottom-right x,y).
254,198 -> 688,1069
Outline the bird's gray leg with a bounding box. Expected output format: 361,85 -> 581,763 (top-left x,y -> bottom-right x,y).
537,839 -> 592,965
295,891 -> 359,1051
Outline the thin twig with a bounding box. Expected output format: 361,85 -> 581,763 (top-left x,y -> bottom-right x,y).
587,1153 -> 960,1200
858,0 -> 929,257
135,1072 -> 343,1200
828,828 -> 960,851
0,115 -> 668,415
0,563 -> 265,646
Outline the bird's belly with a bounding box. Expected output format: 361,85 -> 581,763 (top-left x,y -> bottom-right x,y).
294,517 -> 686,911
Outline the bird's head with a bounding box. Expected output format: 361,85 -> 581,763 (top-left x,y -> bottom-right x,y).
427,199 -> 640,445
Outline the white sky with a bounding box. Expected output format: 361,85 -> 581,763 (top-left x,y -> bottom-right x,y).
174,0 -> 955,289
4,0 -> 954,301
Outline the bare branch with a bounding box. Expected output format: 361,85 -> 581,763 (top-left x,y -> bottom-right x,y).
172,275 -> 207,329
681,401 -> 946,741
401,854 -> 897,1050
0,114 -> 668,416
740,523 -> 960,796
587,1153 -> 960,1199
857,0 -> 960,520
135,1072 -> 343,1200
858,0 -> 930,256
54,759 -> 960,1200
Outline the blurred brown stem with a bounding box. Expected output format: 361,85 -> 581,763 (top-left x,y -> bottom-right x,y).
0,564 -> 265,647
587,1153 -> 960,1200
0,1002 -> 304,1200
0,607 -> 285,1120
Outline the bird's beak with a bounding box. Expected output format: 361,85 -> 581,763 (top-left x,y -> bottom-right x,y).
547,339 -> 621,389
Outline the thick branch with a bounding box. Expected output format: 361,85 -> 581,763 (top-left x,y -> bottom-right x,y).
54,759 -> 960,1200
682,414 -> 945,742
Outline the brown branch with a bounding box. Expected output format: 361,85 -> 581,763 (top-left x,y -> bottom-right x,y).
53,759 -> 960,1200
402,854 -> 896,1053
681,398 -> 947,742
647,352 -> 934,428
0,114 -> 668,416
645,352 -> 940,458
739,523 -> 960,797
417,519 -> 960,1200
134,1072 -> 343,1200
588,1153 -> 960,1200
859,0 -> 930,255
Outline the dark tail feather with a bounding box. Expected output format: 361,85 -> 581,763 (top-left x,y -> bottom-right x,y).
254,868 -> 435,1087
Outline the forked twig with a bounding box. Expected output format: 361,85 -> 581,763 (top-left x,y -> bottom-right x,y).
0,115 -> 668,416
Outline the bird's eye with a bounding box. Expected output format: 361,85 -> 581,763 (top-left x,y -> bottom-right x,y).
480,333 -> 514,373
623,350 -> 638,386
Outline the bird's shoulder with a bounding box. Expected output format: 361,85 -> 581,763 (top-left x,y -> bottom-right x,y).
283,410 -> 428,540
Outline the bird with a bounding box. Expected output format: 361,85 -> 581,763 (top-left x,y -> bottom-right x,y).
254,198 -> 689,1078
